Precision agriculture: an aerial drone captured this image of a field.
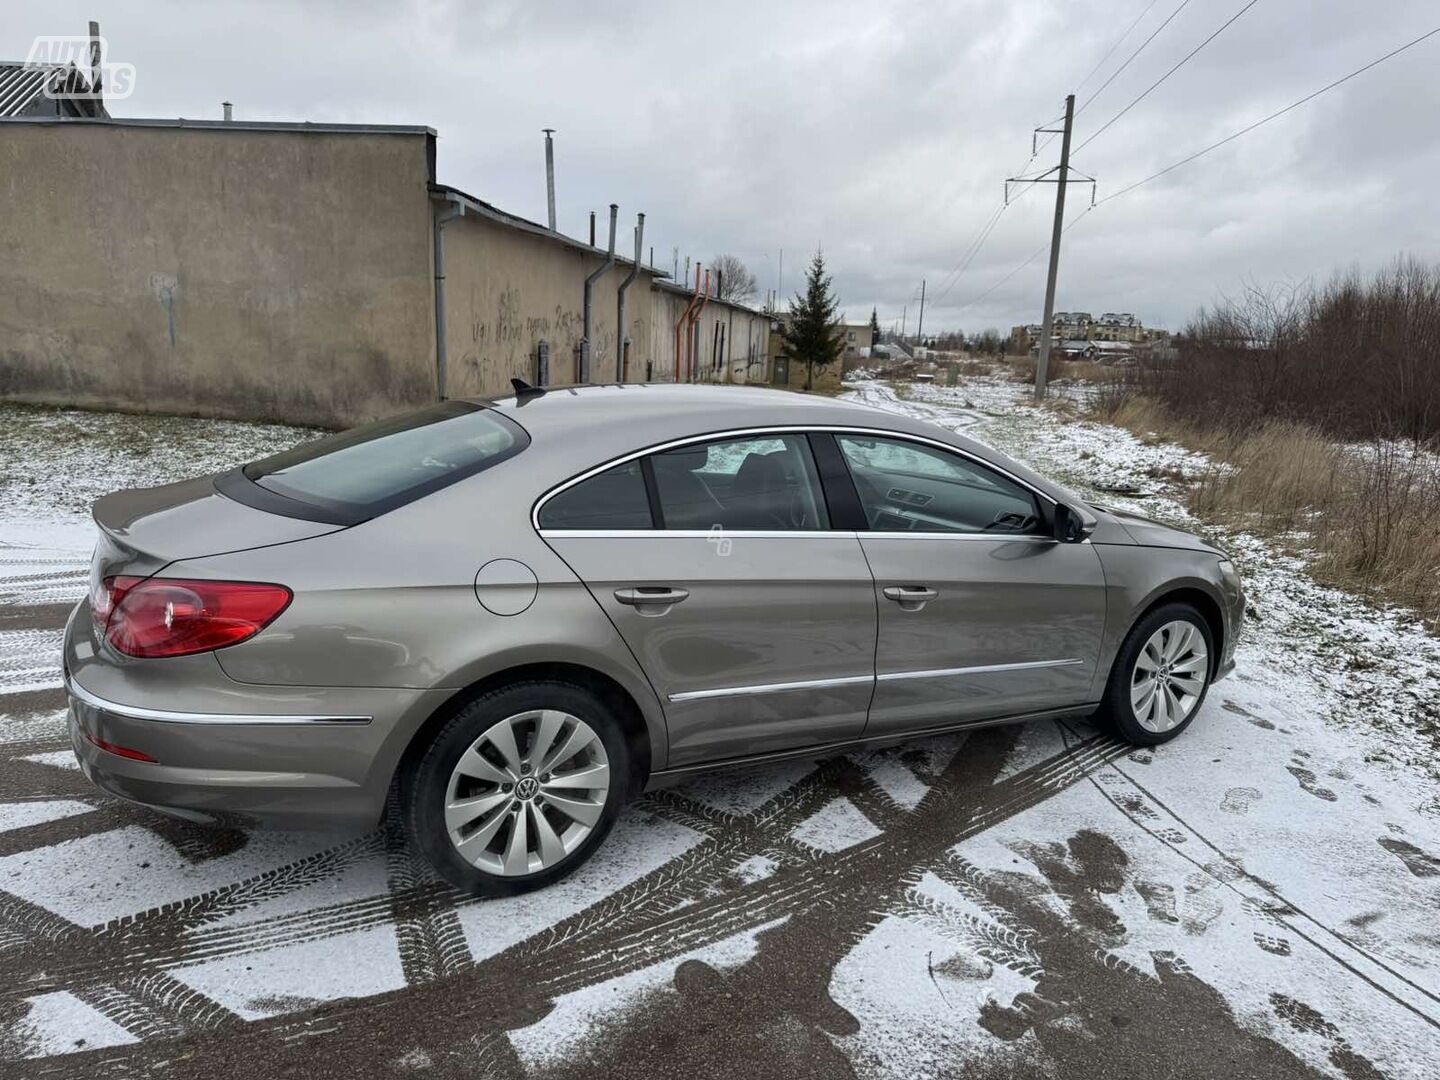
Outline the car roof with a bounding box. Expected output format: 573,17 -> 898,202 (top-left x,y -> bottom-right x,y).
471,382 -> 1077,507
477,382 -> 877,433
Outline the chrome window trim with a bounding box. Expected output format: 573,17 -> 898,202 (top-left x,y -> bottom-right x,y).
861,532 -> 1057,543
667,658 -> 1082,703
539,529 -> 1057,542
66,676 -> 372,726
531,424 -> 1059,535
540,529 -> 863,540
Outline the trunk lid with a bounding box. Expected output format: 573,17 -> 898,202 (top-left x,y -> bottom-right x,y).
92,476 -> 343,573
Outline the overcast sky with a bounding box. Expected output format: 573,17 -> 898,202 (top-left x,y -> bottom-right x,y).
7,0 -> 1440,334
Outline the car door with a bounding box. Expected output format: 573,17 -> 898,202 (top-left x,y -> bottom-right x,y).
537,432 -> 876,768
829,431 -> 1107,736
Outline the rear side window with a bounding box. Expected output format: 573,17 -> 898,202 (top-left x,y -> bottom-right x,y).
235,402 -> 527,523
538,460 -> 652,529
650,434 -> 830,530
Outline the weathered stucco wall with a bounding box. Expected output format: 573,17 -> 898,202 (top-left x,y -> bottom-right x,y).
441,212 -> 658,395
0,120 -> 437,428
648,286 -> 775,385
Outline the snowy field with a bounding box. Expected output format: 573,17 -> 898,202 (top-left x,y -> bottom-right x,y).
0,390 -> 1437,1079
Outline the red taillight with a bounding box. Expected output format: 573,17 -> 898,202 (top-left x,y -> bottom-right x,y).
97,577 -> 292,658
84,731 -> 159,763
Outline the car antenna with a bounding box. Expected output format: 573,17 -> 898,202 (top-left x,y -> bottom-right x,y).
510,377 -> 547,402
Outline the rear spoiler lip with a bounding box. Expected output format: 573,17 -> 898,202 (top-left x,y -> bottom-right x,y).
90,474 -> 346,567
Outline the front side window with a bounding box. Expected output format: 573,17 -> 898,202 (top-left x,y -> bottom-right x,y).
650,434 -> 830,530
836,434 -> 1040,534
538,460 -> 652,529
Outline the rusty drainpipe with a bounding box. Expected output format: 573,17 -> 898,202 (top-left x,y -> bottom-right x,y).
686,270 -> 711,383
581,204 -> 617,383
674,264 -> 703,383
616,212 -> 645,382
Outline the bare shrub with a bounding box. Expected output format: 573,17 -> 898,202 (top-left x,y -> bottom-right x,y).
1088,369 -> 1142,421
1141,257 -> 1440,445
1319,443 -> 1440,621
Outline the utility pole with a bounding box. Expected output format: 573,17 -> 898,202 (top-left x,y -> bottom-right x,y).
901,305 -> 907,341
1034,94 -> 1074,400
915,278 -> 926,346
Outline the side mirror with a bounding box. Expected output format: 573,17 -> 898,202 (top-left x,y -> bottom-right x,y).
1052,502 -> 1097,543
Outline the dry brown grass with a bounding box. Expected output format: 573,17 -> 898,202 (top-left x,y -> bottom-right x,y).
1095,393 -> 1440,630
1188,422 -> 1347,530
1054,360 -> 1109,383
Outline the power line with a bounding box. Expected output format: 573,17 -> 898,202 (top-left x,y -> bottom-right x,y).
1077,0 -> 1191,117
928,0 -> 1192,313
1095,24 -> 1440,206
1073,0 -> 1262,155
927,108 -> 1067,303
1026,0 -> 1184,168
948,23 -> 1440,317
1073,0 -> 1165,97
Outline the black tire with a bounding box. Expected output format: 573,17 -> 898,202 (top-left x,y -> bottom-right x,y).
401,679 -> 631,896
1098,602 -> 1215,746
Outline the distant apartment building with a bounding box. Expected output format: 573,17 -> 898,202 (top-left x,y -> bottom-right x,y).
1009,323 -> 1043,353
1010,311 -> 1165,353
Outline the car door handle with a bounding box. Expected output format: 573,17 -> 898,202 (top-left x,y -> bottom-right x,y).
883,585 -> 937,612
614,587 -> 690,616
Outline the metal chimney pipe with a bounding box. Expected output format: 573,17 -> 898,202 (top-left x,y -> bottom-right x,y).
543,128 -> 556,230
581,204 -> 618,382
222,101 -> 233,121
616,213 -> 645,381
589,212 -> 596,247
88,21 -> 102,96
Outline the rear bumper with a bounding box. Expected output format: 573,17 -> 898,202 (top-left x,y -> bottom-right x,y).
66,670 -> 449,830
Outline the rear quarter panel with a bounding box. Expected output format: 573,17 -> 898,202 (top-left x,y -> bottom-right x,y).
162,476 -> 670,771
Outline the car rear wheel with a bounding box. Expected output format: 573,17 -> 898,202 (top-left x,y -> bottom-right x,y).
1100,602 -> 1214,746
402,680 -> 630,895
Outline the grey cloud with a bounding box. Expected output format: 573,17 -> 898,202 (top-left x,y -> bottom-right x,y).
4,0 -> 1436,334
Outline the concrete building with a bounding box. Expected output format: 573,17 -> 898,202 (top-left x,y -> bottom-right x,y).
650,280 -> 775,385
841,322 -> 873,356
0,116 -> 775,428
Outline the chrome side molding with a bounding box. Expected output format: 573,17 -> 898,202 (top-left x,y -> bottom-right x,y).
877,658 -> 1083,681
668,658 -> 1082,703
668,674 -> 873,703
66,676 -> 372,726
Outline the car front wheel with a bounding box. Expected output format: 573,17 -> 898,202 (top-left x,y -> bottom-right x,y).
1100,602 -> 1214,746
402,680 -> 629,896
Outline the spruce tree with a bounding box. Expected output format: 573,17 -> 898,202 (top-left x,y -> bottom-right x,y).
869,306 -> 881,347
781,250 -> 845,390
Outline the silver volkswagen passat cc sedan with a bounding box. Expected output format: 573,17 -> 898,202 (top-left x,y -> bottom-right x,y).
66,384 -> 1243,894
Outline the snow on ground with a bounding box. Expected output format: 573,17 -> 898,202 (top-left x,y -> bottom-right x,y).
0,391 -> 1435,1078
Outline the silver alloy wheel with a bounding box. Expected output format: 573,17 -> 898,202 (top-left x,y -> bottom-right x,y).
1130,620 -> 1209,733
444,709 -> 610,876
